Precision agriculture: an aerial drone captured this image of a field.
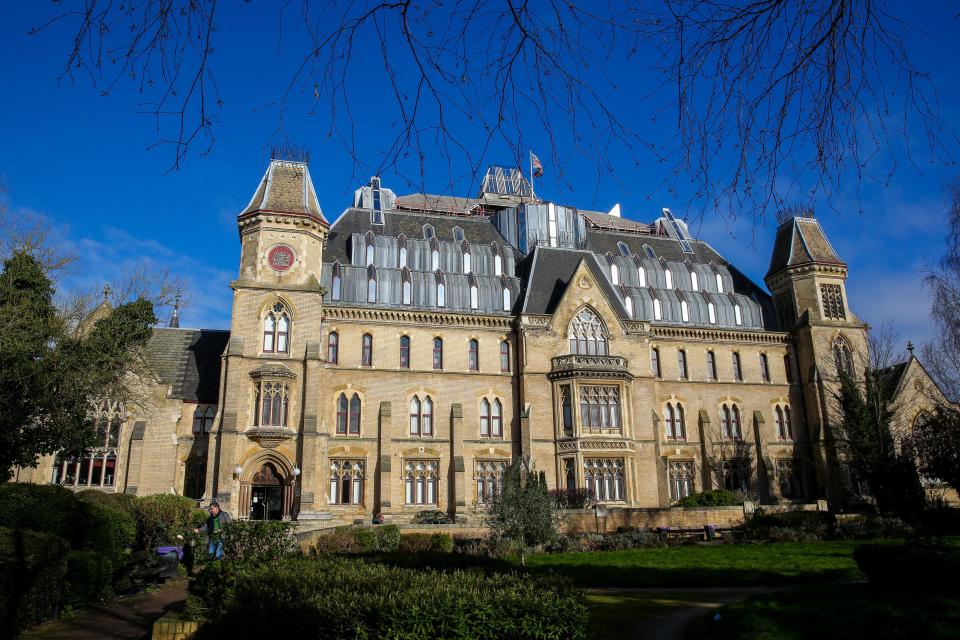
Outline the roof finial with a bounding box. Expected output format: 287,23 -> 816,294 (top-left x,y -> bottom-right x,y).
102,283 -> 112,302
907,340 -> 914,355
169,291 -> 181,329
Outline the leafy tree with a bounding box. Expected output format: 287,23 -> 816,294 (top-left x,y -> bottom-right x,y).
0,250 -> 156,479
909,407 -> 960,496
835,370 -> 924,517
485,458 -> 559,566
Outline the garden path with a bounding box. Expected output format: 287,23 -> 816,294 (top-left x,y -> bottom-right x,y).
25,579 -> 188,640
590,585 -> 788,640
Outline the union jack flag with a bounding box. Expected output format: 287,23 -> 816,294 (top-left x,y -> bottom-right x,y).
531,152 -> 544,178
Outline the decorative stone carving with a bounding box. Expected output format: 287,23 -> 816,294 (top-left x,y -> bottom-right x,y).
245,427 -> 295,449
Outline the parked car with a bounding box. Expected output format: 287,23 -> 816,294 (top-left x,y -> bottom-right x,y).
413,510 -> 454,524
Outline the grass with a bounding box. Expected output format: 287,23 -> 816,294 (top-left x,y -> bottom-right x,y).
522,541 -> 875,588
683,583 -> 960,639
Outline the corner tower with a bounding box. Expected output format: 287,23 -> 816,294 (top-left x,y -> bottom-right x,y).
765,213 -> 867,503
207,158 -> 330,521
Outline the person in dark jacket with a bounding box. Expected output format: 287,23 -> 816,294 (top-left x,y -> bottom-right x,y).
194,500 -> 231,559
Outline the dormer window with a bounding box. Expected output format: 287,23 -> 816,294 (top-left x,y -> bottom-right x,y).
690,269 -> 699,292
715,270 -> 724,293
462,241 -> 472,273
331,262 -> 342,301
644,244 -> 656,260
402,267 -> 412,305
501,280 -> 512,312
263,302 -> 290,353
367,265 -> 377,303
636,257 -> 647,287
680,299 -> 689,322
624,295 -> 634,318
707,302 -> 717,324
664,266 -> 674,290
618,242 -> 631,257
610,261 -> 620,286
365,231 -> 375,266
651,290 -> 663,321
469,273 -> 479,309
436,271 -> 446,307
430,237 -> 441,271
423,224 -> 435,240
568,307 -> 608,355
734,303 -> 743,326
453,226 -> 465,242
397,234 -> 408,268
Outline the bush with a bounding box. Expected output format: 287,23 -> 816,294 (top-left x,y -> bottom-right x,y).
75,489 -> 138,514
398,532 -> 454,553
219,520 -> 299,566
79,502 -> 137,567
134,494 -> 206,550
853,542 -> 960,591
310,530 -> 360,555
310,525 -> 403,556
675,489 -> 744,507
835,515 -> 914,540
64,550 -> 113,606
376,524 -> 401,552
352,527 -> 378,552
743,510 -> 835,541
0,483 -> 80,542
192,555 -> 587,640
0,526 -> 69,637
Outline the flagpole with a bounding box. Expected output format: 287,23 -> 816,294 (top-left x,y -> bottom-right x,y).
529,150 -> 535,201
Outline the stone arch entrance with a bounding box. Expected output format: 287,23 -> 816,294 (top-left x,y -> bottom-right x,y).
238,454 -> 295,520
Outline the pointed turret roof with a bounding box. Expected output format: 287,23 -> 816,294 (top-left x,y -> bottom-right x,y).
766,215 -> 845,278
240,159 -> 327,223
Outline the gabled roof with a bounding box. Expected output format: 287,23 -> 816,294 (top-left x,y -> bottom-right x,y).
145,328 -> 230,404
766,216 -> 844,278
520,247 -> 629,318
241,159 -> 327,223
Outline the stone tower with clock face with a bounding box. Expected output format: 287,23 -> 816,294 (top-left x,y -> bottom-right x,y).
205,158 -> 330,522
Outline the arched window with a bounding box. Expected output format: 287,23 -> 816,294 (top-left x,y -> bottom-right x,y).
262,302 -> 291,353
678,349 -> 688,379
775,405 -> 793,441
732,352 -> 743,381
492,399 -> 503,437
193,406 -> 215,434
651,347 -> 661,377
476,460 -> 507,503
405,459 -> 438,504
367,265 -> 377,303
644,244 -> 656,259
610,262 -> 620,285
480,398 -> 490,436
707,302 -> 717,324
494,254 -> 503,276
331,262 -> 342,300
760,353 -> 770,382
469,339 -> 479,371
583,458 -> 625,502
784,406 -> 793,441
502,284 -> 511,311
680,300 -> 689,322
833,336 -> 854,376
433,338 -> 443,369
618,241 -> 631,257
335,393 -> 361,435
653,297 -> 662,321
734,304 -> 743,326
361,333 -> 373,366
638,263 -> 647,287
409,395 -> 434,436
401,267 -> 412,305
715,271 -> 724,293
327,331 -> 339,364
664,268 -> 674,290
399,335 -> 410,368
568,308 -> 608,355
690,270 -> 699,291
500,341 -> 510,372
254,381 -> 288,428
665,402 -> 686,440
423,224 -> 435,239
330,460 -> 364,505
624,296 -> 633,318
707,351 -> 717,380
365,240 -> 375,266
203,406 -> 215,433
184,458 -> 206,499
470,283 -> 479,309
431,247 -> 441,271
721,404 -> 742,440
463,244 -> 472,273
784,353 -> 794,383
453,226 -> 465,242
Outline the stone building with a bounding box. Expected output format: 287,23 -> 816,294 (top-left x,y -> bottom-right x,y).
15,158 -> 953,521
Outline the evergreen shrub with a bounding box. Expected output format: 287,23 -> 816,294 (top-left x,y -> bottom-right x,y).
192,555 -> 587,640
0,526 -> 69,637
133,494 -> 206,550
675,489 -> 744,507
64,550 -> 112,605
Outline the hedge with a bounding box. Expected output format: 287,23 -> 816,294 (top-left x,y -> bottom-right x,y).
0,526 -> 69,638
310,525 -> 405,555
192,555 -> 587,639
0,484 -> 80,542
133,494 -> 207,550
675,489 -> 744,507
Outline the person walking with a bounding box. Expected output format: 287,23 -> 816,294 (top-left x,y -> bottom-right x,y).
194,500 -> 231,559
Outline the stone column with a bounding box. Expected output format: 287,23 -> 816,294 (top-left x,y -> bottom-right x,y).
378,402 -> 394,515
451,403 -> 466,514
296,339 -> 323,519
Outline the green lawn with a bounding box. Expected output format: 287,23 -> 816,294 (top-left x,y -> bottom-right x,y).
586,592 -> 693,638
523,541 -> 874,588
683,583 -> 960,639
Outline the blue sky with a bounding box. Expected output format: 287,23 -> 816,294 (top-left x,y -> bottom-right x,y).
0,2 -> 957,352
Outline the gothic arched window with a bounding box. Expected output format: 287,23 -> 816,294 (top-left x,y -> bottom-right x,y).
367,265 -> 377,303
262,302 -> 290,353
568,308 -> 608,355
690,269 -> 699,291
331,262 -> 342,300
480,398 -> 503,438
462,241 -> 472,273
255,381 -> 288,428
409,395 -> 434,436
327,331 -> 339,364
336,393 -> 361,435
833,336 -> 854,376
401,267 -> 412,305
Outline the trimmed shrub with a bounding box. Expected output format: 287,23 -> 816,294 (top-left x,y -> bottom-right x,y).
75,489 -> 138,514
675,489 -> 744,507
0,526 -> 69,637
310,530 -> 360,555
192,555 -> 587,640
134,494 -> 206,550
744,510 -> 836,541
0,483 -> 80,542
219,520 -> 299,566
64,550 -> 113,606
352,527 -> 378,552
835,515 -> 914,540
398,532 -> 454,553
376,524 -> 401,552
78,501 -> 137,567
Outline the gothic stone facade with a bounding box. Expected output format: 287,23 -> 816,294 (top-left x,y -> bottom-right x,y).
17,160 -> 949,521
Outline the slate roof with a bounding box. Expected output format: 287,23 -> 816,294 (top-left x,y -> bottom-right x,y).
520,247 -> 628,317
767,216 -> 844,278
145,328 -> 230,403
241,159 -> 327,223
